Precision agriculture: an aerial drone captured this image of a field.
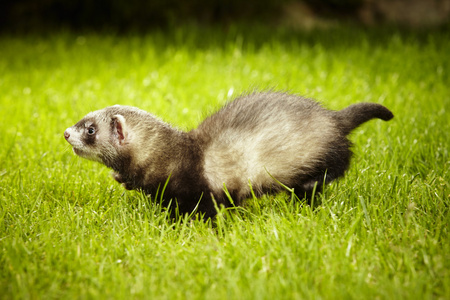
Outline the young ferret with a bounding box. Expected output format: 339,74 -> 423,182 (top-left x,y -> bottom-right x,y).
64,91 -> 393,218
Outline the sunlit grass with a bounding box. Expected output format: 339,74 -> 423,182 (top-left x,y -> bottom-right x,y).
0,25 -> 449,299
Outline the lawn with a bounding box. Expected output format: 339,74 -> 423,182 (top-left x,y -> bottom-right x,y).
0,25 -> 449,299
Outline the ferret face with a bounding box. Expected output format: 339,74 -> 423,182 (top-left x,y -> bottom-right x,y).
65,116 -> 104,163
64,110 -> 125,165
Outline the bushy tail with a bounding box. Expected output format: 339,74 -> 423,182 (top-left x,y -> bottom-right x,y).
335,103 -> 394,135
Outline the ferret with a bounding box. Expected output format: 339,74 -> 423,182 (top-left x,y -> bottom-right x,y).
64,91 -> 393,218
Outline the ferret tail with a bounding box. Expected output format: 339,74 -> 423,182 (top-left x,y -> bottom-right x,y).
335,102 -> 394,135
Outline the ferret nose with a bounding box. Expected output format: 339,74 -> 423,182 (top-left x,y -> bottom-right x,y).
64,130 -> 70,140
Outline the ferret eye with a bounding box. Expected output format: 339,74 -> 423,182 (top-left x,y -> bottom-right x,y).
87,127 -> 96,135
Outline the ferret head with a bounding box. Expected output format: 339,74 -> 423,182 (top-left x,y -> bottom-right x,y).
64,106 -> 132,168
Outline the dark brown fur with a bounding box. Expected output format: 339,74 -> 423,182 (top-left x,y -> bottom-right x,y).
64,92 -> 393,218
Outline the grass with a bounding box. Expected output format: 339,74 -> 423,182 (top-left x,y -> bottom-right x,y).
0,25 -> 449,299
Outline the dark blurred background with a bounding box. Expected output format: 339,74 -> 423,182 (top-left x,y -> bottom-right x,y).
1,0 -> 449,31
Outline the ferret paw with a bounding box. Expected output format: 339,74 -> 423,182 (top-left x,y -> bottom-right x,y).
112,172 -> 124,183
121,183 -> 134,190
112,172 -> 135,190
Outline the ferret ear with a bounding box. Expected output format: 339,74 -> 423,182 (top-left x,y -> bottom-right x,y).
112,114 -> 128,145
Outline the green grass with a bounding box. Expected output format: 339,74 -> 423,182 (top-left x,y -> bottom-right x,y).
1,25 -> 449,299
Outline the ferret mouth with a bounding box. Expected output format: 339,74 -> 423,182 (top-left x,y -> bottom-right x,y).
72,147 -> 84,156
72,147 -> 101,163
